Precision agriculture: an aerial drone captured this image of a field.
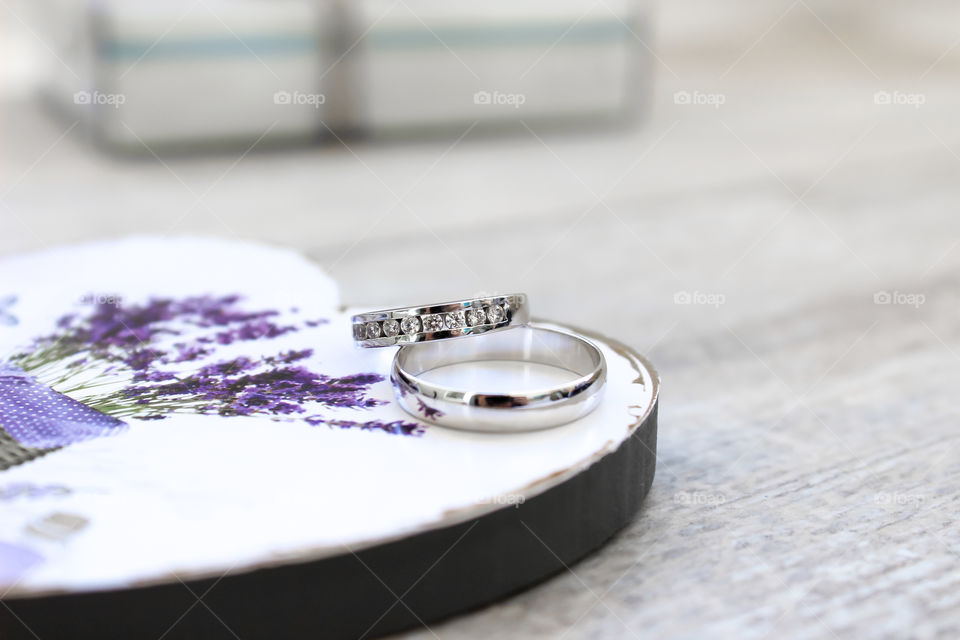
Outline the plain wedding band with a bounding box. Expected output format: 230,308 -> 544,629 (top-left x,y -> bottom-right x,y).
351,294 -> 529,348
391,323 -> 606,432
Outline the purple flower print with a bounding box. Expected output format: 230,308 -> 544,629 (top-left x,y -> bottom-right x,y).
3,294 -> 420,446
0,483 -> 72,501
30,295 -> 292,364
118,364 -> 386,419
0,295 -> 16,327
263,349 -> 313,365
306,416 -> 426,437
171,344 -> 210,362
0,363 -> 126,448
213,321 -> 296,345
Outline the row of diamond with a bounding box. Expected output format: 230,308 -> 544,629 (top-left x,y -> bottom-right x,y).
355,303 -> 508,340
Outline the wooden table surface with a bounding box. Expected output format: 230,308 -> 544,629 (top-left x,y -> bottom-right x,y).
3,0 -> 960,637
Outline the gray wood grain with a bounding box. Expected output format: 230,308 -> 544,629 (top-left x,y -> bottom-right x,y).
2,0 -> 960,637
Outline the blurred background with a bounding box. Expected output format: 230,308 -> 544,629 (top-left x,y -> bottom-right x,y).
3,0 -> 960,637
1,0 -> 957,334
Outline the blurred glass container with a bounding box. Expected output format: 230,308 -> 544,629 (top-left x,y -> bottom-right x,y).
39,0 -> 328,151
345,0 -> 651,136
35,0 -> 652,152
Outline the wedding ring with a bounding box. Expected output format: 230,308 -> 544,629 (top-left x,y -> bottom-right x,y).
352,294 -> 528,348
391,324 -> 606,432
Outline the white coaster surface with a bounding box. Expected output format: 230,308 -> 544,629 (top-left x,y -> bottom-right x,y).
0,237 -> 656,596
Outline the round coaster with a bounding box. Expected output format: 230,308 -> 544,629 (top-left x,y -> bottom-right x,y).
0,240 -> 658,640
0,326 -> 657,640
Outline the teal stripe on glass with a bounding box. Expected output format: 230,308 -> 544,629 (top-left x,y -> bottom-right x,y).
369,20 -> 632,49
99,20 -> 631,61
100,34 -> 318,60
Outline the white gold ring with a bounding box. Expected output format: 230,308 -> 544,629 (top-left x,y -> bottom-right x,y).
391,323 -> 606,432
352,294 -> 528,348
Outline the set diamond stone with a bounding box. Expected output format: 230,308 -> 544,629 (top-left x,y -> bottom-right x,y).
358,304 -> 507,341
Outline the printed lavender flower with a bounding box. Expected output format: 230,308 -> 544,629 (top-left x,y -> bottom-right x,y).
18,295 -> 292,369
171,344 -> 210,362
263,349 -> 313,365
214,321 -> 296,345
115,364 -> 386,419
3,293 -> 422,448
0,295 -> 17,327
0,483 -> 72,501
305,416 -> 426,437
0,363 -> 126,448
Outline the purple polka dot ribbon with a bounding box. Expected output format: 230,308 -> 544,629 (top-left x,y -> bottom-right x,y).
0,363 -> 126,448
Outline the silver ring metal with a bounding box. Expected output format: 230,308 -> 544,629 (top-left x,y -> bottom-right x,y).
391,323 -> 606,432
352,294 -> 528,348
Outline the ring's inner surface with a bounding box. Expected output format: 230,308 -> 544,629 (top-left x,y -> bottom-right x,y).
397,328 -> 601,388
419,361 -> 579,394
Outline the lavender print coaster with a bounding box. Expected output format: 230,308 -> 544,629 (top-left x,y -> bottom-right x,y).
0,238 -> 657,599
